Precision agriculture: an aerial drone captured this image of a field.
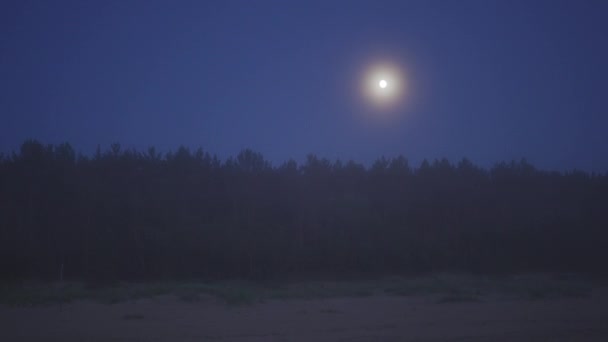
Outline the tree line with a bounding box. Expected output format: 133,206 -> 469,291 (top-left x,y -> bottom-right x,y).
1,140 -> 607,281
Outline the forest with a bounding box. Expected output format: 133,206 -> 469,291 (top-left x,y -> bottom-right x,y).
1,140 -> 607,282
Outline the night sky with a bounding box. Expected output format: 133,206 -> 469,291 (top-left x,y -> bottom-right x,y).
2,0 -> 607,171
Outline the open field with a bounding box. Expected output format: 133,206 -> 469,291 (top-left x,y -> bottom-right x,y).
1,274 -> 607,341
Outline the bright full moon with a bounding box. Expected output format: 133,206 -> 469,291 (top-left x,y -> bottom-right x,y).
361,62 -> 405,110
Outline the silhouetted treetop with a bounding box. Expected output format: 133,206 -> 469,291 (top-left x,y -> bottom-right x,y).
0,140 -> 606,281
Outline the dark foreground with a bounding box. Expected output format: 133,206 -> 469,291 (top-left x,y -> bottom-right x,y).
2,289 -> 607,341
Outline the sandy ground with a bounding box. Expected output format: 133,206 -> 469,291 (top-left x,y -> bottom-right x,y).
1,292 -> 608,342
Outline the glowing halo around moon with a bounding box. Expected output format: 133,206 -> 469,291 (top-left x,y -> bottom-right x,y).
361,62 -> 406,111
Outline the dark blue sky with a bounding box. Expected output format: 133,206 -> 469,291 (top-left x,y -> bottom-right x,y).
2,0 -> 607,171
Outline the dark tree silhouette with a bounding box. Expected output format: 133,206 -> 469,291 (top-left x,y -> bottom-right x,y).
1,140 -> 607,281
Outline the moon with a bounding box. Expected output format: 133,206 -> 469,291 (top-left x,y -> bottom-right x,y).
361,62 -> 405,110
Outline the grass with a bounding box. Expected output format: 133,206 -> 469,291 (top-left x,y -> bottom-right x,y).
264,280 -> 376,300
123,313 -> 145,320
0,273 -> 599,307
0,281 -> 255,307
381,273 -> 595,301
436,294 -> 481,303
319,308 -> 341,314
492,275 -> 592,300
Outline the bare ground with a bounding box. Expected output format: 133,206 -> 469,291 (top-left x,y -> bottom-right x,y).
1,291 -> 607,342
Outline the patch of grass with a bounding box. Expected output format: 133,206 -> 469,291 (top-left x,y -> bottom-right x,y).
0,281 -> 230,306
0,282 -> 89,307
437,294 -> 481,304
319,308 -> 341,314
0,273 -> 596,307
382,274 -> 482,297
520,282 -> 591,300
266,281 -> 376,300
123,313 -> 145,320
85,283 -> 174,304
177,291 -> 202,302
172,282 -> 257,305
379,273 -> 593,301
490,274 -> 592,300
202,286 -> 255,305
